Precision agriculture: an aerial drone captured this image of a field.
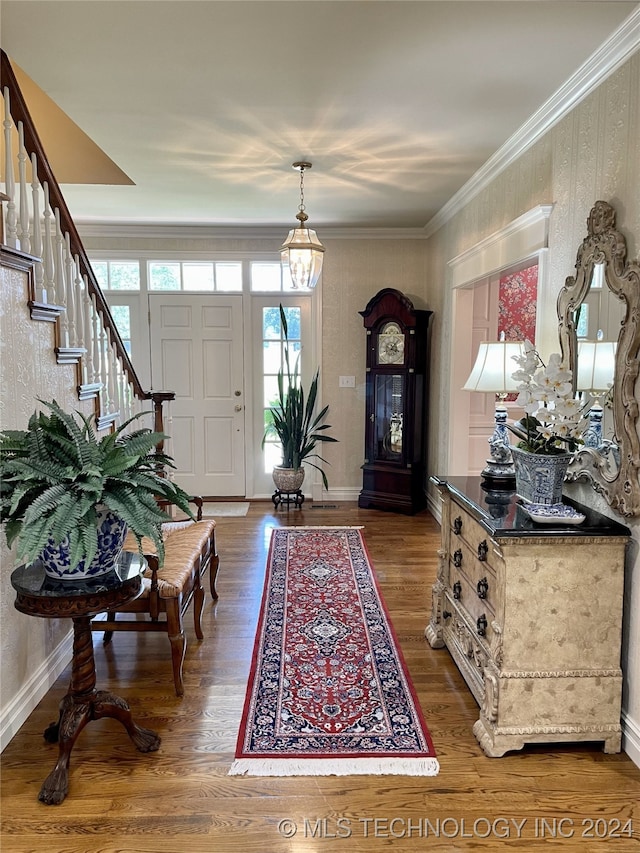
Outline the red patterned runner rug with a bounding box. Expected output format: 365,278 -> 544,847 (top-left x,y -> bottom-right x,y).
229,527 -> 439,776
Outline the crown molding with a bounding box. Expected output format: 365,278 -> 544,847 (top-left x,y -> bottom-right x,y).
76,222 -> 428,241
424,6 -> 640,239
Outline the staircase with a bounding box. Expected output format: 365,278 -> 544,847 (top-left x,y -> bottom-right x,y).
1,48 -> 173,435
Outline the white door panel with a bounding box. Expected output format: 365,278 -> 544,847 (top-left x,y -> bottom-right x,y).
149,294 -> 245,496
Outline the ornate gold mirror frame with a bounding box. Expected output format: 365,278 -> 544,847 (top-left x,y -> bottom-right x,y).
557,200 -> 640,517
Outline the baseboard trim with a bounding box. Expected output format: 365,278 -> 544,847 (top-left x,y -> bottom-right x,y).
622,709 -> 640,769
0,629 -> 73,752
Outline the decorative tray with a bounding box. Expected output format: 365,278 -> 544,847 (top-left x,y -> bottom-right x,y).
519,502 -> 586,525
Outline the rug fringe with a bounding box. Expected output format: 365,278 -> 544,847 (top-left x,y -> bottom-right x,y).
229,757 -> 439,777
274,525 -> 364,530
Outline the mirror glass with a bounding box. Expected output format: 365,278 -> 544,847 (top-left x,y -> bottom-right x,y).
557,200 -> 640,517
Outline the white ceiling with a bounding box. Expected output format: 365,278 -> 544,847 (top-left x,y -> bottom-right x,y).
2,1 -> 638,231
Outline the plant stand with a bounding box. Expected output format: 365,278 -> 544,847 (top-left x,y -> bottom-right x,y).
271,488 -> 305,510
11,556 -> 160,804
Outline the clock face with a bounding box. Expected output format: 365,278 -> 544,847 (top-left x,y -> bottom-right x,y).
377,322 -> 405,365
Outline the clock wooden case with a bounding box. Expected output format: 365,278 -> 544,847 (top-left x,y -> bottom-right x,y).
358,288 -> 432,514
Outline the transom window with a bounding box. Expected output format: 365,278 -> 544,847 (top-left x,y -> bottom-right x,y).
90,257 -> 314,294
148,261 -> 242,292
93,260 -> 140,290
251,261 -> 302,292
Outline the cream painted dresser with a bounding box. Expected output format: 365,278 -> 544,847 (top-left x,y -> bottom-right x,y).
426,476 -> 630,757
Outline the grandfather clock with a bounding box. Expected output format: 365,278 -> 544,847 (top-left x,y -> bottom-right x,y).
358,288 -> 432,514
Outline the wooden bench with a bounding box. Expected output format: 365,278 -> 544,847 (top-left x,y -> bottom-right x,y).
90,502 -> 219,696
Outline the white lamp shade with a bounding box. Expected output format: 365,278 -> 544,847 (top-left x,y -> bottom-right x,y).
280,227 -> 325,289
463,340 -> 525,393
577,339 -> 617,392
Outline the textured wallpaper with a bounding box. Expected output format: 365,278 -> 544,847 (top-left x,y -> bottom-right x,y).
0,260 -> 95,744
425,53 -> 640,747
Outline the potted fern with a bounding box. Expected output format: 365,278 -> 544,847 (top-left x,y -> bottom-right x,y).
263,305 -> 337,493
0,399 -> 194,581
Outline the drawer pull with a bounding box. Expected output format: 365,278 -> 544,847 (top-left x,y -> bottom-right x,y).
453,549 -> 463,568
477,577 -> 489,599
477,540 -> 489,562
442,610 -> 452,620
452,581 -> 462,600
477,614 -> 488,637
453,516 -> 463,535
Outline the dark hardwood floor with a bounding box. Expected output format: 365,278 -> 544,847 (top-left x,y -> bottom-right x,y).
1,502 -> 638,852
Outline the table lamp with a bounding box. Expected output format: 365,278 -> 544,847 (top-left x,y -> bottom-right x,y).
577,332 -> 617,448
463,335 -> 525,486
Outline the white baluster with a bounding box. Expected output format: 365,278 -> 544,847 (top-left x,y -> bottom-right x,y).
124,378 -> 133,422
91,294 -> 101,387
64,233 -> 76,346
106,328 -> 117,416
99,315 -> 108,412
74,256 -> 85,357
82,279 -> 94,385
3,86 -> 17,248
53,209 -> 69,346
17,122 -> 31,254
30,154 -> 45,300
41,183 -> 55,304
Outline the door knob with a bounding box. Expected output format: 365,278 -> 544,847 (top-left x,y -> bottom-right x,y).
234,404 -> 243,412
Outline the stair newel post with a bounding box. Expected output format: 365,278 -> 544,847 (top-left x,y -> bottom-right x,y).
17,122 -> 31,254
149,392 -> 175,454
2,86 -> 17,249
53,208 -> 69,346
30,154 -> 45,301
42,182 -> 55,304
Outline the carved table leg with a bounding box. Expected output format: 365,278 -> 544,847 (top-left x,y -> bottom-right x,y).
38,693 -> 93,804
38,616 -> 160,805
93,691 -> 161,752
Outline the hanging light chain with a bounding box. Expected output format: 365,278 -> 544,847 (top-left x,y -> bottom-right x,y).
299,165 -> 305,214
293,161 -> 311,226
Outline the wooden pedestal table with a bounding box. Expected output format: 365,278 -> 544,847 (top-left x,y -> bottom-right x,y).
11,554 -> 161,805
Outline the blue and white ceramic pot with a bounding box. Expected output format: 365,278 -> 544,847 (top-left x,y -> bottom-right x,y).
39,506 -> 128,581
510,447 -> 572,505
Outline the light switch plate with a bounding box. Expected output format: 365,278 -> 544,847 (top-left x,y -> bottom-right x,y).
339,375 -> 356,388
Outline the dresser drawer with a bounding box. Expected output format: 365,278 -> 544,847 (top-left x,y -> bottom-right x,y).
450,508 -> 494,570
449,564 -> 496,619
445,582 -> 495,648
449,535 -> 496,601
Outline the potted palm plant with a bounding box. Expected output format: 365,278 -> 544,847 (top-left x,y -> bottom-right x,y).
263,305 -> 337,493
0,399 -> 194,581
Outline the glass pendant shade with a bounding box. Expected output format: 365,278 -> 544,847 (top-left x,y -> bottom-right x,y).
280,226 -> 325,289
280,161 -> 325,289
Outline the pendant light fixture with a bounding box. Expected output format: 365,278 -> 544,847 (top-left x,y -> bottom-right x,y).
280,161 -> 325,289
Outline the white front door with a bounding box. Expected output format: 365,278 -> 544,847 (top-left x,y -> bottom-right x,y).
149,294 -> 245,496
